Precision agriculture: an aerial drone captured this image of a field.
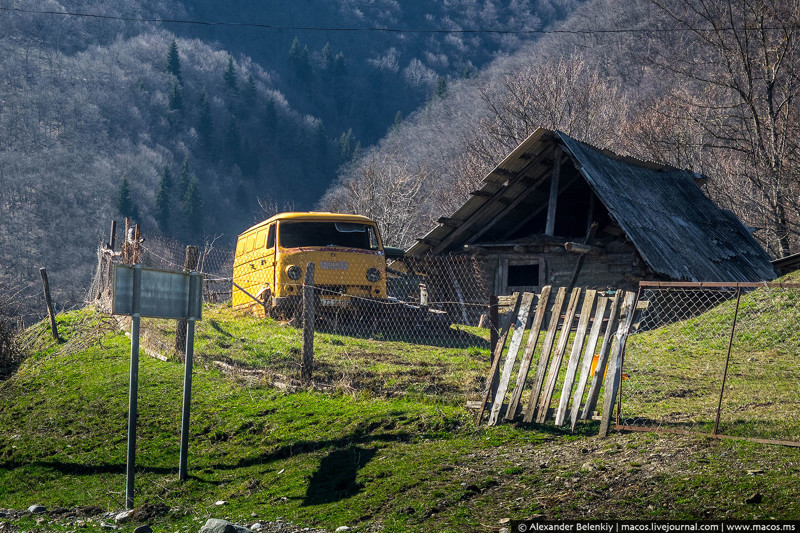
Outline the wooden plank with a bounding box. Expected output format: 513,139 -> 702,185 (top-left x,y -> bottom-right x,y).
536,287 -> 582,423
488,292 -> 536,426
545,146 -> 561,236
523,287 -> 567,423
581,291 -> 622,420
504,286 -> 552,421
476,293 -> 521,423
554,290 -> 597,426
569,296 -> 609,431
599,292 -> 638,437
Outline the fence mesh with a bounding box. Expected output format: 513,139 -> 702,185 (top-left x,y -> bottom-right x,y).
89,233 -> 501,399
620,283 -> 800,445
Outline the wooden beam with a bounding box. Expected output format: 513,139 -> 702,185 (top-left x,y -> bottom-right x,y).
470,190 -> 493,198
498,170 -> 577,241
545,146 -> 561,236
437,217 -> 463,228
564,242 -> 603,255
430,145 -> 551,254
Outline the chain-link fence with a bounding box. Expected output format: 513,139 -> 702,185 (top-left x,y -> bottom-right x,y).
619,282 -> 800,446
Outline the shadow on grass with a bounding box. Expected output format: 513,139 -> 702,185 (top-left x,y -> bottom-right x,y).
302,445 -> 377,506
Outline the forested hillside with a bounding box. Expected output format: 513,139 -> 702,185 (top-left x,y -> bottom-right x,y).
322,0 -> 800,261
0,0 -> 579,318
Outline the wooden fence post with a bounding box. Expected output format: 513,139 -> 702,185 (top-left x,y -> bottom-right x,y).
176,246 -> 199,355
39,268 -> 59,341
489,294 -> 499,355
109,220 -> 117,251
301,263 -> 316,382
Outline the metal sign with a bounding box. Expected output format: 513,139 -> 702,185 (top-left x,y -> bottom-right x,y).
110,263 -> 202,509
112,265 -> 202,320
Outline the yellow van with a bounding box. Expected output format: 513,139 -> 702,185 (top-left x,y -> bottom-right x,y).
232,212 -> 387,317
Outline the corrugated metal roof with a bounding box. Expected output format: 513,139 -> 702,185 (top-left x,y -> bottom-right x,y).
407,128 -> 775,283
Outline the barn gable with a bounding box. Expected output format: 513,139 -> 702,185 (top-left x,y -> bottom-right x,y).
407,128 -> 775,291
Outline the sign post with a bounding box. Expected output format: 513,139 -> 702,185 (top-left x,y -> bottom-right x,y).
113,264 -> 203,508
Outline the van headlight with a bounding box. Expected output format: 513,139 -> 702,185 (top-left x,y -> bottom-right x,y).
286,265 -> 302,280
366,267 -> 381,282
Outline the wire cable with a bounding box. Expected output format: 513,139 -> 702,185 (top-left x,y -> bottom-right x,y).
0,6 -> 788,35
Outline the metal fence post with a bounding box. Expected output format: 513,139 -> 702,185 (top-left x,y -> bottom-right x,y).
179,271 -> 201,481
126,264 -> 142,509
301,263 -> 315,382
714,286 -> 742,435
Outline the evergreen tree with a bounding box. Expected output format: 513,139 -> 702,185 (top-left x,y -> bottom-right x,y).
177,155 -> 191,197
339,129 -> 356,162
243,74 -> 257,105
393,110 -> 403,129
164,39 -> 181,82
168,79 -> 183,112
197,90 -> 213,151
223,116 -> 241,163
435,77 -> 448,99
333,51 -> 347,78
264,98 -> 277,132
288,36 -> 312,82
320,42 -> 334,71
224,57 -> 237,90
115,176 -> 139,220
183,177 -> 204,239
155,165 -> 172,233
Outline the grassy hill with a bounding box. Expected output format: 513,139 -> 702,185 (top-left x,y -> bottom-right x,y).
1,303 -> 799,532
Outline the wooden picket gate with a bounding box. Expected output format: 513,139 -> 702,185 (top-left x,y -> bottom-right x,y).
474,286 -> 637,436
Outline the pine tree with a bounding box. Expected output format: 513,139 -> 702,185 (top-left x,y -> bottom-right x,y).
264,98 -> 277,132
224,57 -> 237,90
435,77 -> 448,99
393,110 -> 403,129
168,79 -> 183,112
177,156 -> 191,198
197,90 -> 213,151
183,177 -> 204,239
320,42 -> 334,71
165,39 -> 181,82
155,165 -> 172,233
116,176 -> 139,220
288,36 -> 312,81
223,116 -> 241,163
333,52 -> 347,77
243,74 -> 257,105
339,129 -> 356,162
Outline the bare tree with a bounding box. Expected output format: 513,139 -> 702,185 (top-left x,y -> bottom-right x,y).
647,0 -> 800,257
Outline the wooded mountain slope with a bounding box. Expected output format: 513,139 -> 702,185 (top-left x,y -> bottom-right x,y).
0,0 -> 579,318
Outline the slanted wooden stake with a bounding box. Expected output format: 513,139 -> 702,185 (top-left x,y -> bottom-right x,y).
301,262 -> 316,382
39,268 -> 59,341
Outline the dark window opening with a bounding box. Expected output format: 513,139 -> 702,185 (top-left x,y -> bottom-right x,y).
266,225 -> 275,249
279,221 -> 379,250
508,264 -> 540,287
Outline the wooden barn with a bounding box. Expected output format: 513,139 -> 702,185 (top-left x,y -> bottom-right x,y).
406,129 -> 775,295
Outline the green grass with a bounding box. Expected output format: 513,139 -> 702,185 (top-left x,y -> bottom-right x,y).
2,301 -> 800,532
622,280 -> 800,441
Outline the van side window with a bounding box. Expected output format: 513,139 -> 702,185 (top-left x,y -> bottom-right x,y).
256,230 -> 267,249
368,227 -> 379,249
236,237 -> 246,256
266,225 -> 275,249
245,234 -> 256,253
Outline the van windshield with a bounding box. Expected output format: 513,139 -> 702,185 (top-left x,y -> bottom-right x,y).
279,221 -> 380,250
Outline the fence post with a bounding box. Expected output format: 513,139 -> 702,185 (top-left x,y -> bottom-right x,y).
176,246 -> 199,355
489,294 -> 499,355
39,268 -> 59,341
301,262 -> 316,382
714,286 -> 742,435
108,220 -> 117,251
